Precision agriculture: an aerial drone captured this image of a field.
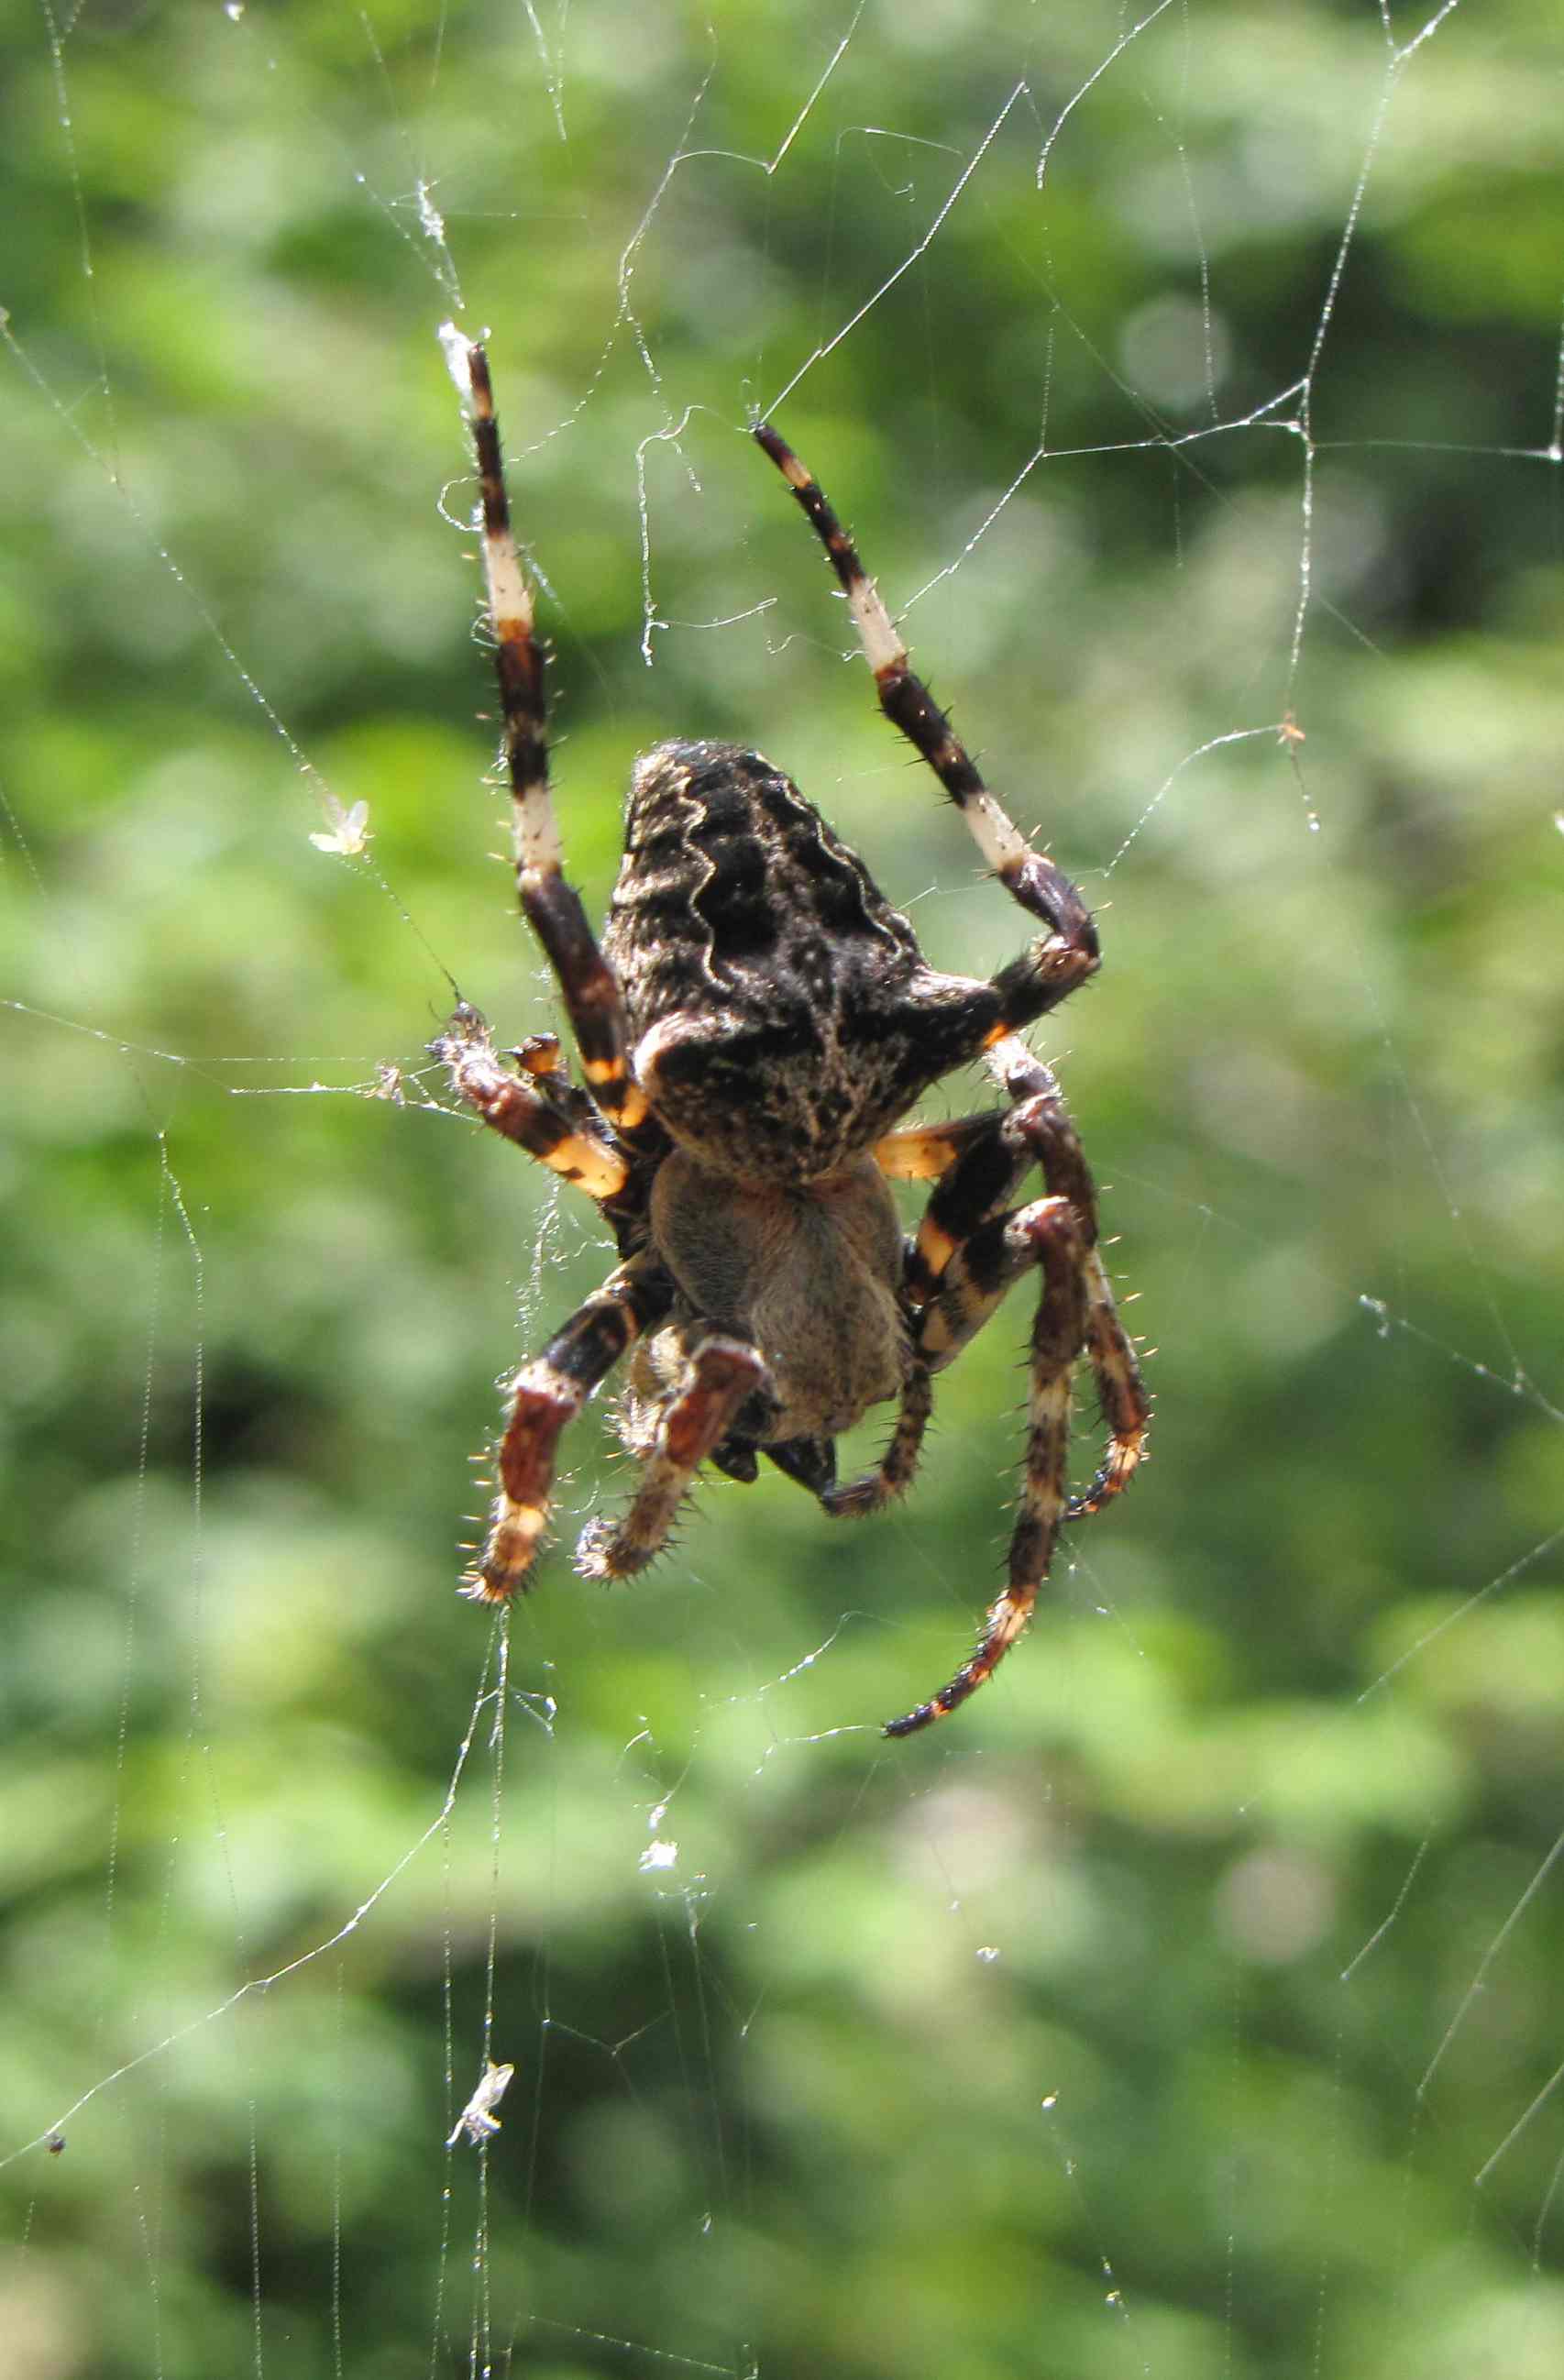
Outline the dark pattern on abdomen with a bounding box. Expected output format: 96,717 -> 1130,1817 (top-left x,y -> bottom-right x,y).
603,741 -> 1000,1180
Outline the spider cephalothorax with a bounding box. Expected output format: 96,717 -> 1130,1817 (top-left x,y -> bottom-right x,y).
431,326 -> 1149,1735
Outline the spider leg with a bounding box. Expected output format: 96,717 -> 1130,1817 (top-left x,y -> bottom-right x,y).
883,1044 -> 1148,1513
918,1197 -> 1074,1367
508,1029 -> 626,1140
885,1198 -> 1088,1738
575,1333 -> 770,1581
983,1035 -> 1149,1515
464,1253 -> 675,1603
873,1115 -> 997,1181
431,1001 -> 634,1208
818,1361 -> 933,1519
868,1038 -> 1149,1732
445,333 -> 655,1142
755,423 -> 1098,1031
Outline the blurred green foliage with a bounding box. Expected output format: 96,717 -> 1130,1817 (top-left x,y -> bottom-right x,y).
3,1 -> 1563,2374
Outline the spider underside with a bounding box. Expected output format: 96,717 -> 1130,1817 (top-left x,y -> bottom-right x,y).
431,327 -> 1149,1735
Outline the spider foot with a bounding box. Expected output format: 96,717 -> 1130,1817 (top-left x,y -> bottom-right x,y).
819,1436 -> 914,1521
458,1483 -> 549,1603
457,1257 -> 674,1610
1063,1249 -> 1151,1519
458,1358 -> 593,1603
820,1473 -> 888,1520
821,1364 -> 931,1519
821,1450 -> 911,1521
573,1515 -> 655,1582
882,1576 -> 1037,1738
576,1335 -> 766,1583
1063,1429 -> 1147,1521
884,1242 -> 1081,1735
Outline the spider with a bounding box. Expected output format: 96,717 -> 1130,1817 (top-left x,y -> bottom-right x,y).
430,325 -> 1149,1736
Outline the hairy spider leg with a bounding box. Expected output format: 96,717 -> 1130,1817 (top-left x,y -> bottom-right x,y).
867,1056 -> 1150,1730
464,1255 -> 675,1602
446,331 -> 653,1140
983,1035 -> 1149,1514
816,1049 -> 1139,1536
754,424 -> 1150,1727
885,1198 -> 1090,1736
878,1052 -> 1148,1523
431,1001 -> 633,1207
817,1361 -> 934,1519
798,1118 -> 997,1520
576,1332 -> 771,1581
754,423 -> 1098,1032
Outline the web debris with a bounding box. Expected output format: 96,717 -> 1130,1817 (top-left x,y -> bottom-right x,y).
446,2058 -> 517,2149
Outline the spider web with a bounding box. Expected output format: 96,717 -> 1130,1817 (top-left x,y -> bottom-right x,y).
4,1 -> 1564,2374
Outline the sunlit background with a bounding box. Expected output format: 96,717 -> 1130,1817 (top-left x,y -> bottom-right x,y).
3,3 -> 1563,2374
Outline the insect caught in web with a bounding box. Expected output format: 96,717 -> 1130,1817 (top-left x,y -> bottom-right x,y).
446,2058 -> 516,2150
430,324 -> 1150,1735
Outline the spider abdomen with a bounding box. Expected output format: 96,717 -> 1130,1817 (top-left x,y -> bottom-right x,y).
647,1149 -> 909,1441
606,739 -> 1001,1182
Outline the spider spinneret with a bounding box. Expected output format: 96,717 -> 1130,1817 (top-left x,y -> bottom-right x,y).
431,325 -> 1149,1735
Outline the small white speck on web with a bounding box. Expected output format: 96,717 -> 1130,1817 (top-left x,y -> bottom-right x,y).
438,320 -> 474,403
416,178 -> 446,251
639,1841 -> 679,1873
308,796 -> 370,857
